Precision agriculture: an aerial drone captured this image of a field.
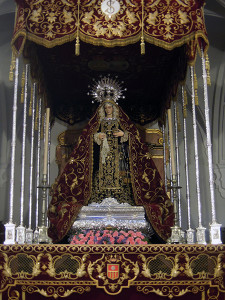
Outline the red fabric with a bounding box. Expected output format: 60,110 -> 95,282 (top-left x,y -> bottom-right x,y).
48,105 -> 174,243
12,0 -> 208,62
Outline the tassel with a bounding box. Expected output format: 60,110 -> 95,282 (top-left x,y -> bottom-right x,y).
21,68 -> 25,103
194,71 -> 198,90
41,112 -> 44,140
9,52 -> 16,82
75,0 -> 80,56
184,89 -> 188,106
29,86 -> 33,116
9,64 -> 14,82
35,101 -> 39,130
140,0 -> 145,55
75,36 -> 80,56
183,105 -> 187,119
195,89 -> 199,106
140,36 -> 145,55
176,103 -> 181,132
183,88 -> 187,118
207,70 -> 211,86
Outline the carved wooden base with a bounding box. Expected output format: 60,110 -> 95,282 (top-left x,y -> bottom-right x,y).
0,244 -> 225,299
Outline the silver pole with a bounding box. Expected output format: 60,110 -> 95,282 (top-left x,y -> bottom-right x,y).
16,64 -> 29,244
26,82 -> 37,244
9,57 -> 19,223
19,64 -> 29,226
201,49 -> 222,244
167,118 -> 173,201
38,108 -> 51,243
173,102 -> 182,227
28,83 -> 36,228
46,121 -> 51,227
167,109 -> 184,244
4,56 -> 19,245
190,66 -> 206,244
162,125 -> 167,193
33,98 -> 42,243
182,86 -> 195,244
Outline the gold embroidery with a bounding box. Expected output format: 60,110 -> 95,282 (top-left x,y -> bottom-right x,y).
147,11 -> 158,25
99,119 -> 120,191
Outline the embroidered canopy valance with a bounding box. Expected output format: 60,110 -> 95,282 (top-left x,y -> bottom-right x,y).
11,0 -> 209,125
13,0 -> 208,62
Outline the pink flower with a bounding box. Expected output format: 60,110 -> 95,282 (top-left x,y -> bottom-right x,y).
135,238 -> 141,244
113,231 -> 118,237
140,241 -> 148,245
88,240 -> 94,244
78,241 -> 85,244
109,237 -> 115,244
127,237 -> 135,245
117,235 -> 125,243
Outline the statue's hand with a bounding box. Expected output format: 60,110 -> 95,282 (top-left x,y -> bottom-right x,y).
113,130 -> 124,137
99,133 -> 106,140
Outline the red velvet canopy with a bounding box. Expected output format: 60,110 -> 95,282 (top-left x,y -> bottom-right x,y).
11,0 -> 209,125
13,0 -> 208,63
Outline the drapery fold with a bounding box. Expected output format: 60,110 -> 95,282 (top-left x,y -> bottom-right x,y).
48,105 -> 174,243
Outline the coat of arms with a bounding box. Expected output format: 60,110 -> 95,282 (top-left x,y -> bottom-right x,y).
107,264 -> 119,280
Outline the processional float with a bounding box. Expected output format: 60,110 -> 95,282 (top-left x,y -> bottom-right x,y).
2,1 -> 225,300
4,0 -> 222,245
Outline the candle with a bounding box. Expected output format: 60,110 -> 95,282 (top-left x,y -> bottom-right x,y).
43,108 -> 50,176
167,108 -> 176,176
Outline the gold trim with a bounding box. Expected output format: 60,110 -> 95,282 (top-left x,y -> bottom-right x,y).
11,28 -> 208,63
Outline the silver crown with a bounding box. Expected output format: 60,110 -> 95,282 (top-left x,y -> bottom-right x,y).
88,75 -> 126,104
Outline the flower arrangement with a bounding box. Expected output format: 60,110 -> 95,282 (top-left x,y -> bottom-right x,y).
70,229 -> 149,245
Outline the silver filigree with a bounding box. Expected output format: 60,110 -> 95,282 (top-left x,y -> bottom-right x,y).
88,76 -> 126,104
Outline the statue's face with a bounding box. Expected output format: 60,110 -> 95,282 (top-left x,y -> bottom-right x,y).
104,103 -> 113,117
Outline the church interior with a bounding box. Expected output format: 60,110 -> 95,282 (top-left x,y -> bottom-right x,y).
0,0 -> 225,299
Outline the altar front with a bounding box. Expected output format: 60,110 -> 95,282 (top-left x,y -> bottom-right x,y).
1,244 -> 225,300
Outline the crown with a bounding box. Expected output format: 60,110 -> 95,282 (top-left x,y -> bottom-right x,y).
88,75 -> 126,104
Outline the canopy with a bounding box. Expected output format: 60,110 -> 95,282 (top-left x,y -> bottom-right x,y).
12,0 -> 208,125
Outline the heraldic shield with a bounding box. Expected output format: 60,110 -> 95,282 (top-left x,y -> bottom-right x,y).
107,264 -> 119,280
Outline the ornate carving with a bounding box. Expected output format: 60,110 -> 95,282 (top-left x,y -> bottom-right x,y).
1,244 -> 225,298
88,253 -> 139,294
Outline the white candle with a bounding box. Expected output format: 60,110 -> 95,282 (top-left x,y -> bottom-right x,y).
167,108 -> 176,176
43,108 -> 50,176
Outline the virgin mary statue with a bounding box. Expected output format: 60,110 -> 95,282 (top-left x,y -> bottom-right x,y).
48,77 -> 174,243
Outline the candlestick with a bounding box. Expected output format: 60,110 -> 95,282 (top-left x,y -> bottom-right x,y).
201,49 -> 222,244
167,108 -> 176,176
4,56 -> 19,245
43,108 -> 50,175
